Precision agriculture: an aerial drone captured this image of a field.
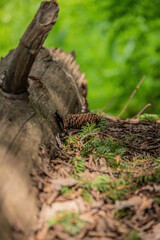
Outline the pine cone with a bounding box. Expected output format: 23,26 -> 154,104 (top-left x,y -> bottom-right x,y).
64,113 -> 101,129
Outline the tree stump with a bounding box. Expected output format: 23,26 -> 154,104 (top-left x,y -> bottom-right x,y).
0,1 -> 88,239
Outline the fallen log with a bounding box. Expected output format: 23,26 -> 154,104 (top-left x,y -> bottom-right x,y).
0,1 -> 88,239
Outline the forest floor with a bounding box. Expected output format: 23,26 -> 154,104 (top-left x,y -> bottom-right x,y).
29,114 -> 160,240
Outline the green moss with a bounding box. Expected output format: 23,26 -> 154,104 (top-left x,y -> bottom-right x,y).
138,114 -> 160,123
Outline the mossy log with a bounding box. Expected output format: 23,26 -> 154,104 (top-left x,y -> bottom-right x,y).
0,1 -> 88,239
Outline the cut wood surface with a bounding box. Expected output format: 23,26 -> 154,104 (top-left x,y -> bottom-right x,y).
0,1 -> 88,239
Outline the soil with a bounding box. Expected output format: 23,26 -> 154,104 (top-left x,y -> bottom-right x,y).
19,115 -> 160,240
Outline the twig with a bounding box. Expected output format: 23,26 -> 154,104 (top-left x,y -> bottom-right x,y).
107,166 -> 116,180
54,146 -> 70,158
133,170 -> 156,178
101,95 -> 116,112
69,129 -> 81,136
85,164 -> 112,174
118,75 -> 145,118
133,103 -> 151,119
38,165 -> 54,179
55,134 -> 63,148
116,167 -> 139,173
51,159 -> 71,167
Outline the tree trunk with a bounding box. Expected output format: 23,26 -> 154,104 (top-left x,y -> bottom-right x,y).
0,1 -> 88,239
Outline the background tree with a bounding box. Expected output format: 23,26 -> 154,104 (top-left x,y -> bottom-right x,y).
0,0 -> 160,117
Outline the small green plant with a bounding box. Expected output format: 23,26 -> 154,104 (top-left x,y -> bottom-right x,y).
154,197 -> 160,206
155,158 -> 160,164
79,122 -> 99,138
114,208 -> 132,220
126,230 -> 142,240
71,157 -> 85,174
138,114 -> 160,123
92,175 -> 110,193
95,138 -> 126,163
97,118 -> 108,130
117,160 -> 130,170
135,166 -> 160,184
107,178 -> 130,201
64,135 -> 78,147
48,211 -> 85,235
80,179 -> 92,189
82,137 -> 126,167
60,186 -> 72,194
91,175 -> 130,201
81,189 -> 92,203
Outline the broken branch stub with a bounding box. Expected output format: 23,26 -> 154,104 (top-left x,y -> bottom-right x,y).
2,1 -> 59,94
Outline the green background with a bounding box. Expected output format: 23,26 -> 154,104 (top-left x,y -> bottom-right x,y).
0,0 -> 160,117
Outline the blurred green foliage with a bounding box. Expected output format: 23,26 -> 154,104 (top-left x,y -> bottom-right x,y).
0,0 -> 160,117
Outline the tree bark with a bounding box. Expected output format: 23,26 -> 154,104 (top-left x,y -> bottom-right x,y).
0,2 -> 88,239
2,1 -> 59,94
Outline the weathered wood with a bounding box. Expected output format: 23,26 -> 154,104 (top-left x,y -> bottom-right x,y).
0,45 -> 89,240
2,1 -> 59,94
0,1 -> 89,239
